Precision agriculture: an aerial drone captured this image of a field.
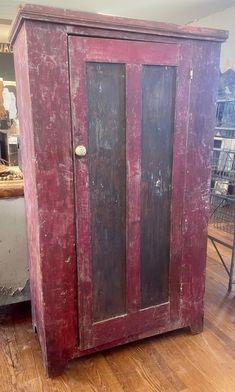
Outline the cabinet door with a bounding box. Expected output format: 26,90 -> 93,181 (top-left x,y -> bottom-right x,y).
69,36 -> 191,350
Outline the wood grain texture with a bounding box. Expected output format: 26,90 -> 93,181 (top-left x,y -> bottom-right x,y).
126,63 -> 141,314
169,42 -> 192,325
13,23 -> 43,362
69,36 -> 190,355
180,41 -> 221,332
14,21 -> 78,376
208,225 -> 233,247
140,65 -> 175,308
1,241 -> 235,391
0,179 -> 23,198
11,10 -> 224,376
87,62 -> 126,322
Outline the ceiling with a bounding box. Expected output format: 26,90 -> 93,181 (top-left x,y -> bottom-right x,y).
1,0 -> 235,42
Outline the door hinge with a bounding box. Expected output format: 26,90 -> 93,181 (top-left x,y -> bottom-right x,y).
190,69 -> 194,80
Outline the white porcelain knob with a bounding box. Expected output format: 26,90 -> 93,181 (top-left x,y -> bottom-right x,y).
75,145 -> 87,157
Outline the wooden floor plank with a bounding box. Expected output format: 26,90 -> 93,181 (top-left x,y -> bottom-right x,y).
104,342 -> 184,392
1,237 -> 235,391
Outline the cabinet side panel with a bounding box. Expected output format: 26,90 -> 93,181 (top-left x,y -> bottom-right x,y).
181,41 -> 221,328
13,25 -> 46,347
22,21 -> 77,372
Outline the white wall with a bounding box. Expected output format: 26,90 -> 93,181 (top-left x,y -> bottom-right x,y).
0,197 -> 29,305
191,5 -> 235,72
0,23 -> 10,43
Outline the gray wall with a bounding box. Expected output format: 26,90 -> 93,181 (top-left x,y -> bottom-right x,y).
191,5 -> 235,72
0,197 -> 29,305
0,33 -> 29,306
0,52 -> 15,81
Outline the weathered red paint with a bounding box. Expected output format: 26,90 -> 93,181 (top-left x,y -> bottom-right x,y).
13,20 -> 78,375
126,63 -> 142,314
10,4 -> 226,377
69,36 -> 185,351
9,4 -> 228,44
180,40 -> 222,331
169,41 -> 193,324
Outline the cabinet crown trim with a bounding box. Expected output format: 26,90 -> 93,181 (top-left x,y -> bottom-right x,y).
9,3 -> 228,44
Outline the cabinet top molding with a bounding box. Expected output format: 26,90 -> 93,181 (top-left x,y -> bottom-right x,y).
9,3 -> 228,44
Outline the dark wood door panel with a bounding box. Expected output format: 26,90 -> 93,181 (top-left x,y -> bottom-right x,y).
86,62 -> 127,322
141,65 -> 176,308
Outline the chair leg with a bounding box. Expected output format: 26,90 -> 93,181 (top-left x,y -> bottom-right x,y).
228,241 -> 235,292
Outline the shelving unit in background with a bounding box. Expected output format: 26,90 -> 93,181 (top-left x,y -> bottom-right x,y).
209,71 -> 235,291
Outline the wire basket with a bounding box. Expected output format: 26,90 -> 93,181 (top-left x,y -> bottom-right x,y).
211,149 -> 235,185
209,193 -> 235,234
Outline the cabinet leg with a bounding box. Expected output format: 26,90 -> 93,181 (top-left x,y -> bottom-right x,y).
189,315 -> 204,335
32,324 -> 37,333
45,357 -> 67,378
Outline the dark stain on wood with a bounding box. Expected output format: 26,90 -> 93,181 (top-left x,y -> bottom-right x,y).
140,65 -> 176,308
86,62 -> 126,321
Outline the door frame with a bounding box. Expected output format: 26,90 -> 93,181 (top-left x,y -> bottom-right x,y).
69,36 -> 192,350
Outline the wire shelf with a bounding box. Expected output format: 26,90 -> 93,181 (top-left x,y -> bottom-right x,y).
209,193 -> 235,234
211,149 -> 235,185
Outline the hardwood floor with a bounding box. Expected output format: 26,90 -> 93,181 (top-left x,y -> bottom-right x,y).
1,233 -> 235,391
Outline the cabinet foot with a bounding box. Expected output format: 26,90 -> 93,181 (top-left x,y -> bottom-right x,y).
189,316 -> 204,335
45,358 -> 67,378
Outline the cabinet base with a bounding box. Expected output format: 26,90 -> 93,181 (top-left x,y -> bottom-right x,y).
43,320 -> 204,377
189,316 -> 204,335
46,359 -> 67,378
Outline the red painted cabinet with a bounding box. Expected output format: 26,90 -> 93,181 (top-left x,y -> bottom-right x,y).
10,5 -> 227,376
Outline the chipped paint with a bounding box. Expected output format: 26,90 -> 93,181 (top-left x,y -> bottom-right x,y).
10,5 -> 224,377
0,280 -> 30,306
